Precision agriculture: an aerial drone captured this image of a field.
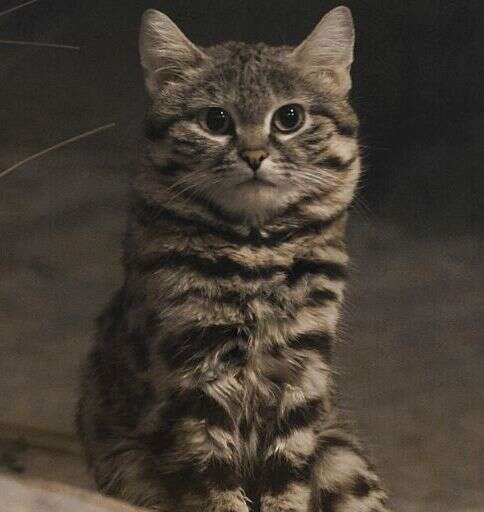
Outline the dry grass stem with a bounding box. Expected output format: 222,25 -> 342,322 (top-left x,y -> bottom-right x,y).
0,0 -> 41,18
0,39 -> 80,50
0,123 -> 116,180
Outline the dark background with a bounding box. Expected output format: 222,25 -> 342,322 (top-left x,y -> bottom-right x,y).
1,1 -> 483,511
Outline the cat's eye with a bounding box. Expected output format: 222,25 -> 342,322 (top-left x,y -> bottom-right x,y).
199,107 -> 233,135
272,104 -> 305,133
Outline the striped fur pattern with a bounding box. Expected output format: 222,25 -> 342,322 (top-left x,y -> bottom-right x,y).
78,7 -> 392,512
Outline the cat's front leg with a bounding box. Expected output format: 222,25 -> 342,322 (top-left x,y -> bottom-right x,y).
258,360 -> 325,512
311,431 -> 391,512
154,386 -> 249,512
175,464 -> 250,512
259,430 -> 391,512
259,426 -> 315,512
258,408 -> 390,512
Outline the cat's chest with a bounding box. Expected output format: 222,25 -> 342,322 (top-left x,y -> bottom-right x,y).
207,341 -> 306,418
209,353 -> 307,461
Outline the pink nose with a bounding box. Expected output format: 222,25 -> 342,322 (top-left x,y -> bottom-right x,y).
240,149 -> 269,170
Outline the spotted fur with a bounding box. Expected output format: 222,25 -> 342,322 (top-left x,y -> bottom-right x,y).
78,6 -> 392,512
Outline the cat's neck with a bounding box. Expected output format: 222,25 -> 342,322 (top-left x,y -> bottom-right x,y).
122,193 -> 348,308
128,184 -> 347,256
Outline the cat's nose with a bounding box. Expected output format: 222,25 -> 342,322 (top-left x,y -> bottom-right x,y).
240,149 -> 269,171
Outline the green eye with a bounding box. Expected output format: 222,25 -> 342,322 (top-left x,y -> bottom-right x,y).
199,107 -> 233,135
272,104 -> 305,133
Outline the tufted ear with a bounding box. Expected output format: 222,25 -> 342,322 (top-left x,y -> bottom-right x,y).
139,9 -> 207,96
292,6 -> 355,96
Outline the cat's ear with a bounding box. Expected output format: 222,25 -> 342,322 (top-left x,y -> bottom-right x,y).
139,9 -> 207,96
292,6 -> 355,96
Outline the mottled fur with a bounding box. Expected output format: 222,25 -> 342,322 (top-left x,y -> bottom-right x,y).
78,7 -> 392,512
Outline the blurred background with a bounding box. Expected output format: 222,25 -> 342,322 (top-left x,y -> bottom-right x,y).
0,1 -> 482,511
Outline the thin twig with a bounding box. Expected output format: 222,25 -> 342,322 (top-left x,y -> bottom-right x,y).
0,123 -> 116,180
0,39 -> 80,50
0,0 -> 40,18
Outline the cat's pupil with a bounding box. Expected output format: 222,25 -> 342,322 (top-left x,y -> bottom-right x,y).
280,106 -> 298,128
206,108 -> 230,133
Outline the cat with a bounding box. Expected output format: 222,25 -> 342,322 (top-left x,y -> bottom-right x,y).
77,6 -> 392,512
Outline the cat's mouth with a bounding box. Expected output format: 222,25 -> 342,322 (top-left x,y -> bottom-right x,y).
238,175 -> 277,188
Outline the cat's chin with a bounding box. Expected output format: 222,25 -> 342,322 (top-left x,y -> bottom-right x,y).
210,183 -> 295,223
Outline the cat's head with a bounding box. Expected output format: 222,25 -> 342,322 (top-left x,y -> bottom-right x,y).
139,7 -> 359,224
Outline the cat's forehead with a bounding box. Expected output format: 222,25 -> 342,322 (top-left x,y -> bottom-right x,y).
205,41 -> 290,69
200,42 -> 305,123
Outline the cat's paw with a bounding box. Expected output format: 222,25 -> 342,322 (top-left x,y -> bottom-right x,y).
260,504 -> 305,512
207,489 -> 250,512
260,488 -> 311,512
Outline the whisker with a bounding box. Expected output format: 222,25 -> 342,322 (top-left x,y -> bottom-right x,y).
162,173 -> 217,207
0,123 -> 116,180
164,172 -> 200,192
162,173 -> 210,199
298,172 -> 345,188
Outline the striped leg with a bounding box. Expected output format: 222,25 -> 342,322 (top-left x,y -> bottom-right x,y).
176,457 -> 249,512
148,387 -> 249,512
260,456 -> 313,512
313,432 -> 390,512
259,400 -> 322,512
259,329 -> 335,512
